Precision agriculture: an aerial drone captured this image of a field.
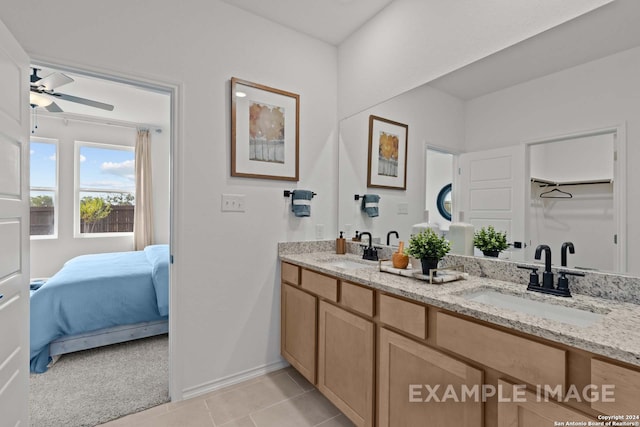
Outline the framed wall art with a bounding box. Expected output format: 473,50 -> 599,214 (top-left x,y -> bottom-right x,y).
231,77 -> 300,181
367,115 -> 408,190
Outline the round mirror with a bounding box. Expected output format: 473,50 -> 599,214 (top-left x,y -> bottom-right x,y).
436,183 -> 452,221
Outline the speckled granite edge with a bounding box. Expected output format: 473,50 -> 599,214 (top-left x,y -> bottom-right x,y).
277,241 -> 640,368
440,254 -> 640,304
277,240 -> 335,255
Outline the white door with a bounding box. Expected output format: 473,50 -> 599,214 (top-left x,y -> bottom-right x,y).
458,145 -> 526,261
0,18 -> 30,426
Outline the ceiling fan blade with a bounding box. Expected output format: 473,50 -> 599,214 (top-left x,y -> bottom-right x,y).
45,102 -> 64,113
36,72 -> 74,91
51,92 -> 115,111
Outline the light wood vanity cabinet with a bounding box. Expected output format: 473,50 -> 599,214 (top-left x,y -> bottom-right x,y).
281,283 -> 317,384
590,359 -> 640,414
497,379 -> 597,427
281,265 -> 375,426
318,300 -> 374,427
378,328 -> 483,427
280,261 -> 640,427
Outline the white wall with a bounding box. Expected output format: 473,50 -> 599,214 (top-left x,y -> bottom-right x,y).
337,0 -> 613,119
338,84 -> 464,243
530,134 -> 614,182
30,116 -> 171,277
0,0 -> 338,398
465,46 -> 640,274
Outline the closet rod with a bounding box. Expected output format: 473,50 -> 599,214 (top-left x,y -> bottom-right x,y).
531,178 -> 613,188
38,110 -> 163,133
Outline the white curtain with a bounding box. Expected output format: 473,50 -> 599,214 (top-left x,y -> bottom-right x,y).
134,129 -> 154,250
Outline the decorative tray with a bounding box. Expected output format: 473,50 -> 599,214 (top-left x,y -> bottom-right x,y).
378,260 -> 468,285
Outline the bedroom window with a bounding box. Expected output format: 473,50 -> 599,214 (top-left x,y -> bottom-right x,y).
75,141 -> 135,236
30,138 -> 59,238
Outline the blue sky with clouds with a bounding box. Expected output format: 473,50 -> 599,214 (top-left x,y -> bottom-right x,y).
30,141 -> 56,188
79,145 -> 135,192
30,141 -> 135,192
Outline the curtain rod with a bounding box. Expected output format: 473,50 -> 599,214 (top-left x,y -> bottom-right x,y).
37,110 -> 163,133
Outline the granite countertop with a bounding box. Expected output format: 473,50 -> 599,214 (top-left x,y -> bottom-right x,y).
280,251 -> 640,368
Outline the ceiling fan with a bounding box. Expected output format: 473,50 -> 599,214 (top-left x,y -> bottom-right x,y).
29,68 -> 115,112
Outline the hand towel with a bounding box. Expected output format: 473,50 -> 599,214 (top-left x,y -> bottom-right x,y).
292,190 -> 313,217
361,194 -> 380,217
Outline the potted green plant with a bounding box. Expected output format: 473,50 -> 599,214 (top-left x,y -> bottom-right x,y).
473,225 -> 508,257
405,229 -> 450,276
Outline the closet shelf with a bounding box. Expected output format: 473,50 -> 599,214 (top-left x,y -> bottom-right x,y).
530,177 -> 613,187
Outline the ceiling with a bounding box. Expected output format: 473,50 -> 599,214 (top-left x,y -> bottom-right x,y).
219,0 -> 394,45
32,66 -> 170,130
429,0 -> 640,100
31,0 -> 640,125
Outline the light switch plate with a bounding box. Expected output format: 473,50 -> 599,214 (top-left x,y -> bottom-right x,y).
316,224 -> 325,239
221,194 -> 245,212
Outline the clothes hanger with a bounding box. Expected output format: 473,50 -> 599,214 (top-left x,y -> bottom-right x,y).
539,187 -> 573,198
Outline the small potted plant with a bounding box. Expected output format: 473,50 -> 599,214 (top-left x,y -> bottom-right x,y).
473,225 -> 508,257
405,229 -> 450,276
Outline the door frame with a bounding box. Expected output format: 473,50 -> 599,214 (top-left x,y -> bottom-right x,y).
522,123 -> 627,273
29,55 -> 184,399
424,144 -> 459,224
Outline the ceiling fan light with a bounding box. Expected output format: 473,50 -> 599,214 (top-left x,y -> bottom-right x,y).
30,92 -> 53,107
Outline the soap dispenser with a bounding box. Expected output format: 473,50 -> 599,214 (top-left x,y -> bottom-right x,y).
336,231 -> 346,254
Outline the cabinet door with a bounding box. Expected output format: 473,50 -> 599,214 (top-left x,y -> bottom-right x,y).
497,379 -> 597,427
281,283 -> 317,384
318,301 -> 374,427
379,328 -> 483,427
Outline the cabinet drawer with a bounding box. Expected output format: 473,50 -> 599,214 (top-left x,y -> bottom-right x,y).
591,359 -> 640,414
301,269 -> 338,302
340,282 -> 374,317
436,312 -> 566,387
281,262 -> 300,285
379,294 -> 426,339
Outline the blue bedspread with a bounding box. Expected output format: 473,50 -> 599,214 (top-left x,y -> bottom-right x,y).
30,245 -> 169,373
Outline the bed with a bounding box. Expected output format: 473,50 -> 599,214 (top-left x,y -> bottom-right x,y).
29,244 -> 169,373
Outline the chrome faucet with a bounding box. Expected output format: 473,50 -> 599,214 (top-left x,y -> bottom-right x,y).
561,242 -> 575,267
386,230 -> 399,246
534,244 -> 554,289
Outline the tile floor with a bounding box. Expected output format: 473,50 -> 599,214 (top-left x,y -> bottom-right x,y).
100,367 -> 355,427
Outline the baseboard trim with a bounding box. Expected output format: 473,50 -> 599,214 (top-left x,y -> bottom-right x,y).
181,359 -> 290,401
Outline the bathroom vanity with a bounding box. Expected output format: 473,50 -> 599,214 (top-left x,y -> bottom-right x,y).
279,241 -> 640,427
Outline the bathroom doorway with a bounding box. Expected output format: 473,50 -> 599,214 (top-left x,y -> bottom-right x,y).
27,60 -> 178,424
425,147 -> 455,235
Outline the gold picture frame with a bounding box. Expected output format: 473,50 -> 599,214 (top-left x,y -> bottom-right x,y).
231,77 -> 300,181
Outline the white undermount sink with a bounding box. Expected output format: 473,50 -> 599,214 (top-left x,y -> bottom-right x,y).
462,289 -> 604,328
323,259 -> 375,270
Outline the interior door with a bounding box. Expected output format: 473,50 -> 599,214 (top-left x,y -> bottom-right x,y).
458,145 -> 526,261
0,18 -> 30,426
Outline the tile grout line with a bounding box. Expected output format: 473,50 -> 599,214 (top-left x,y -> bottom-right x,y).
204,398 -> 217,427
284,369 -> 309,390
243,388 -> 314,425
313,413 -> 345,427
210,379 -> 309,426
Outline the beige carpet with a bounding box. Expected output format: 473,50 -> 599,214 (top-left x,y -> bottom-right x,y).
29,334 -> 169,427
